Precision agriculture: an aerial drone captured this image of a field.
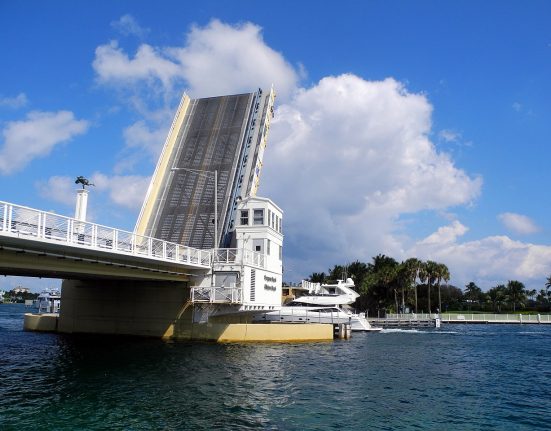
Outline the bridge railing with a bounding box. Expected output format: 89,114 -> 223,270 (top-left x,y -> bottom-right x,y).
191,286 -> 243,303
0,201 -> 211,268
213,248 -> 266,268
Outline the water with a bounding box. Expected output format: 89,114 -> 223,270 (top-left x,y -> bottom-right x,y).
1,304 -> 551,430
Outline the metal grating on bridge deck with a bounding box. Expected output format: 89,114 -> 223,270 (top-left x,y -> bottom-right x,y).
136,88 -> 275,249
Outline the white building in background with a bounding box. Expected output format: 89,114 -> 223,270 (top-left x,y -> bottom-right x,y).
13,286 -> 30,294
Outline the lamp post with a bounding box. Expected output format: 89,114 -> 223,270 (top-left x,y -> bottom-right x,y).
170,167 -> 218,250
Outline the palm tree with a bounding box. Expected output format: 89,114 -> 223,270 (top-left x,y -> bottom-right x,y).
537,289 -> 550,311
487,284 -> 506,312
546,275 -> 551,290
403,258 -> 421,313
507,280 -> 526,312
421,261 -> 438,313
418,261 -> 427,312
464,282 -> 482,311
435,263 -> 450,313
309,272 -> 326,283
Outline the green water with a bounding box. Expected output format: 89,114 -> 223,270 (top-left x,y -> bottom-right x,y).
1,304 -> 550,430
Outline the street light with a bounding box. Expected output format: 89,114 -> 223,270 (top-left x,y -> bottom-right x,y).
170,167 -> 218,250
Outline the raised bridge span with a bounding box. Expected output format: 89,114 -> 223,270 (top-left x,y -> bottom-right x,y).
0,201 -> 211,282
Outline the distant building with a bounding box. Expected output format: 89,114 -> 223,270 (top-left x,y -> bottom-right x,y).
13,286 -> 30,294
136,88 -> 276,249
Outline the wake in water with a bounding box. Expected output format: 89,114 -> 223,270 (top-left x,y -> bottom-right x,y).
380,328 -> 458,334
518,331 -> 551,335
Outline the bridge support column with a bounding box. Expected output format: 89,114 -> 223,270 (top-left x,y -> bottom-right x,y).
58,279 -> 192,338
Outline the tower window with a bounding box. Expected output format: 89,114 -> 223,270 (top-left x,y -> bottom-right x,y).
253,209 -> 264,225
240,210 -> 249,225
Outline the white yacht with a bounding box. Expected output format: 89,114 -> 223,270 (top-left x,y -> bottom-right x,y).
36,289 -> 61,314
255,279 -> 382,332
290,278 -> 360,306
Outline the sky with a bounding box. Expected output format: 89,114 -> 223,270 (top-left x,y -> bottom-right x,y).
1,0 -> 550,292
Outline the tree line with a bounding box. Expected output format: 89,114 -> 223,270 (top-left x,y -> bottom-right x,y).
306,256 -> 551,315
1,289 -> 39,303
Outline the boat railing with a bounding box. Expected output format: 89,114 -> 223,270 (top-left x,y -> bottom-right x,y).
0,200 -> 211,268
190,286 -> 243,304
265,308 -> 350,324
301,280 -> 321,293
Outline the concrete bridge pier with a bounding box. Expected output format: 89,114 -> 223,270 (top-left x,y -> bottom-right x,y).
58,279 -> 192,338
26,279 -> 334,342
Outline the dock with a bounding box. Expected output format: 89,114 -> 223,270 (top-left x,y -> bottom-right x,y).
368,317 -> 439,328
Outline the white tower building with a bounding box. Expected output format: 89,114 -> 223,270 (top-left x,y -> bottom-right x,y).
191,196 -> 283,317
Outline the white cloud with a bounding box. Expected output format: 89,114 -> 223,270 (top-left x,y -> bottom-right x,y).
418,220 -> 469,245
91,172 -> 150,209
411,222 -> 551,288
498,212 -> 540,235
512,102 -> 522,112
0,93 -> 28,109
169,20 -> 299,99
111,14 -> 150,38
260,74 -> 482,278
93,41 -> 181,90
438,129 -> 460,143
113,120 -> 169,173
0,111 -> 89,175
35,176 -> 76,206
93,19 -> 300,100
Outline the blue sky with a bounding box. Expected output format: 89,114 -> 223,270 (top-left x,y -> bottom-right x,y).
1,1 -> 550,291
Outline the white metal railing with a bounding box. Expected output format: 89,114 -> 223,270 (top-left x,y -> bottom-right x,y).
441,313 -> 551,323
301,280 -> 320,292
383,312 -> 551,323
385,313 -> 439,320
0,201 -> 211,268
213,248 -> 266,268
191,286 -> 243,303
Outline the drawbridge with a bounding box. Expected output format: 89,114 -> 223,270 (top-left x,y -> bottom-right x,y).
135,88 -> 276,249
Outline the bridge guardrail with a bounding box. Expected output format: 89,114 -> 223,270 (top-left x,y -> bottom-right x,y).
0,201 -> 211,269
191,286 -> 243,303
213,248 -> 266,269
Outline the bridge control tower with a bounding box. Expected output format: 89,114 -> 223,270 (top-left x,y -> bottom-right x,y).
135,88 -> 276,250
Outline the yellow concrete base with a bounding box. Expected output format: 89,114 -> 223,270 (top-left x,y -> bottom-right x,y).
24,313 -> 58,332
186,323 -> 333,342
